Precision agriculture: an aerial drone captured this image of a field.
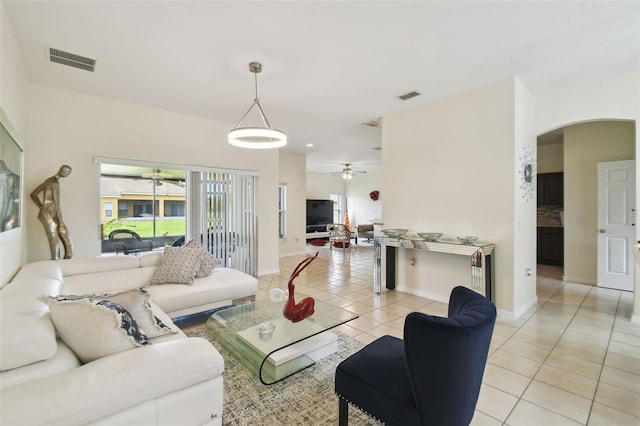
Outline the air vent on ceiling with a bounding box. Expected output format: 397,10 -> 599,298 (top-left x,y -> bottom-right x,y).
396,91 -> 421,101
361,120 -> 380,128
49,47 -> 96,72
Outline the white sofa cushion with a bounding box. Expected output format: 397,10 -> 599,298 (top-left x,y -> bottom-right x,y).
12,261 -> 63,282
147,267 -> 257,316
0,339 -> 80,391
0,298 -> 59,371
57,256 -> 141,276
0,277 -> 62,302
63,268 -> 147,294
48,297 -> 150,363
139,251 -> 163,267
0,338 -> 224,426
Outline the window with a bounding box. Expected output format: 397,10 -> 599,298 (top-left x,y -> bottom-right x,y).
164,200 -> 185,217
133,201 -> 153,217
118,201 -> 128,218
330,193 -> 342,224
278,184 -> 286,239
98,162 -> 187,253
97,158 -> 257,276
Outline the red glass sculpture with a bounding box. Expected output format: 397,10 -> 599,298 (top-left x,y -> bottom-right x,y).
283,252 -> 318,323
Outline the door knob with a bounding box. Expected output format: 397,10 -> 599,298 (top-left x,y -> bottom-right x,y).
599,229 -> 606,233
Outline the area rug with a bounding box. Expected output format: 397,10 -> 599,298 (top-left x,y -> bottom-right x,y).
186,326 -> 378,425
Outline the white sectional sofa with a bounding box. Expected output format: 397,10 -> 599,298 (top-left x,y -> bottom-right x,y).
0,251 -> 258,426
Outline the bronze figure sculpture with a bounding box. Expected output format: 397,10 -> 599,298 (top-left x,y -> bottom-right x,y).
31,165 -> 73,259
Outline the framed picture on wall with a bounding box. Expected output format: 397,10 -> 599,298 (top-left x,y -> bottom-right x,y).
0,116 -> 23,233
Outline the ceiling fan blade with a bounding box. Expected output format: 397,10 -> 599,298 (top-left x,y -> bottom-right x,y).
142,168 -> 173,180
329,163 -> 367,175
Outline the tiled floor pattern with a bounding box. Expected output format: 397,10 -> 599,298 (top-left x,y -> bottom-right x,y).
255,245 -> 639,425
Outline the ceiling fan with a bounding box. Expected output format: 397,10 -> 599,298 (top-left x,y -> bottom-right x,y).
330,163 -> 367,180
142,168 -> 173,186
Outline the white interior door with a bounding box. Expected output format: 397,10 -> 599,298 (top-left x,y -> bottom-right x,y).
597,160 -> 636,291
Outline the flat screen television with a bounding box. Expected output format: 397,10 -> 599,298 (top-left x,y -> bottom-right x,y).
306,199 -> 333,226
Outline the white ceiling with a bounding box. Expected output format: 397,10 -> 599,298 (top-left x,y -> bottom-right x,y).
4,1 -> 638,173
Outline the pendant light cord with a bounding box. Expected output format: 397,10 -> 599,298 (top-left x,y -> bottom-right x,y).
254,71 -> 259,101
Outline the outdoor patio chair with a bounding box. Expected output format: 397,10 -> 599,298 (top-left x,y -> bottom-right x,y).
108,229 -> 154,255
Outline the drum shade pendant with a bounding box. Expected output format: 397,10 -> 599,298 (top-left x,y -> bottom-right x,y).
228,62 -> 287,149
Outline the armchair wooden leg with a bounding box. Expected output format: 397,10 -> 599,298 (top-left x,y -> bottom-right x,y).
339,398 -> 348,426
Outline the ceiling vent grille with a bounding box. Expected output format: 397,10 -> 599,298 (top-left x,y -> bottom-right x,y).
396,91 -> 421,101
49,47 -> 96,72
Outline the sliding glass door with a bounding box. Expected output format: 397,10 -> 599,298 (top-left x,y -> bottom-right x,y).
190,170 -> 257,276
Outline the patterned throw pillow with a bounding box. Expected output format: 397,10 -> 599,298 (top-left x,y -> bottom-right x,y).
57,289 -> 176,339
48,297 -> 149,364
184,239 -> 223,278
148,246 -> 202,286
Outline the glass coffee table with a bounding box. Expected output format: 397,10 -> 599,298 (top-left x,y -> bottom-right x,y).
206,296 -> 358,385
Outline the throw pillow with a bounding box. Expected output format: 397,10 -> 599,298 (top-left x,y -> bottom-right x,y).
148,246 -> 202,286
48,297 -> 149,364
184,239 -> 223,278
57,289 -> 176,339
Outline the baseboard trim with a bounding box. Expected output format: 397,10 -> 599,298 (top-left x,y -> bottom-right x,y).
394,286 -> 450,304
498,294 -> 538,321
562,275 -> 596,285
279,250 -> 307,258
258,268 -> 280,276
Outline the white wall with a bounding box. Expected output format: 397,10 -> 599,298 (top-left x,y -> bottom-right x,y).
306,172 -> 345,202
537,143 -> 564,173
382,78 -> 536,315
563,121 -> 635,284
25,85 -> 280,276
279,150 -> 306,257
0,3 -> 29,286
513,79 -> 538,317
345,172 -> 382,230
536,73 -> 639,135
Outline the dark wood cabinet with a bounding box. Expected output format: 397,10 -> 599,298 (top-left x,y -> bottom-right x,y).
537,172 -> 564,206
537,227 -> 564,266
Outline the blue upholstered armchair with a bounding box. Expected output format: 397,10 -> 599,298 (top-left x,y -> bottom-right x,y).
335,286 -> 496,426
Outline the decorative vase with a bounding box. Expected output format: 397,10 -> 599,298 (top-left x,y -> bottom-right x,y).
283,252 -> 318,323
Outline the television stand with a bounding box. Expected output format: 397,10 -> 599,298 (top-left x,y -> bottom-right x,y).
306,231 -> 330,240
306,225 -> 328,233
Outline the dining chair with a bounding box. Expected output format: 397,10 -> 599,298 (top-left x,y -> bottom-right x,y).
326,224 -> 351,252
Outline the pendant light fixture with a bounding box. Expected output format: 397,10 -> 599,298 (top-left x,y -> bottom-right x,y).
228,62 -> 287,149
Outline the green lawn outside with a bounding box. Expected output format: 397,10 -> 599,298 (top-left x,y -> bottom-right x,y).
103,220 -> 185,239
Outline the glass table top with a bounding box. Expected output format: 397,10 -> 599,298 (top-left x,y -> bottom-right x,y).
206,295 -> 358,385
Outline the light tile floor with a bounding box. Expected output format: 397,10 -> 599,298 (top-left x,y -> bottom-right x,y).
256,244 -> 639,425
